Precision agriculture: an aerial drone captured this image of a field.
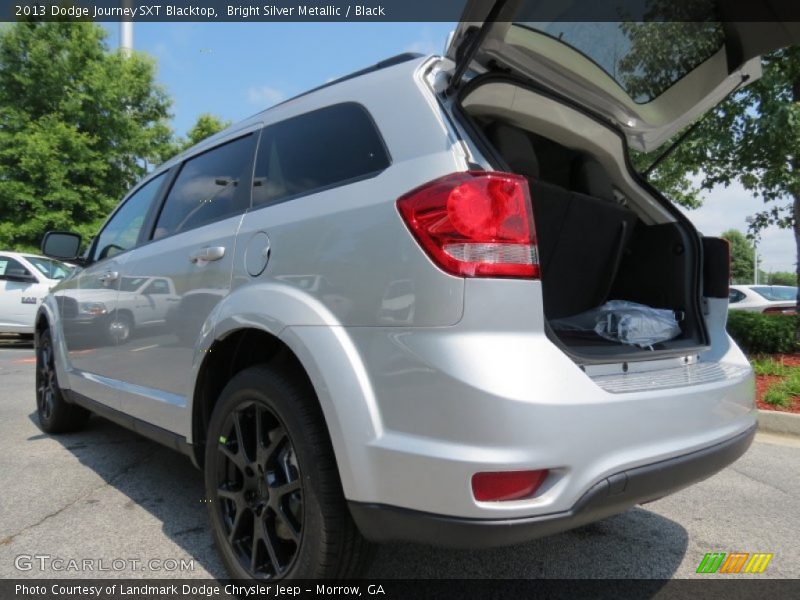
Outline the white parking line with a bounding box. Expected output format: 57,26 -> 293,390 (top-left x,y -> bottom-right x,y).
131,344 -> 159,352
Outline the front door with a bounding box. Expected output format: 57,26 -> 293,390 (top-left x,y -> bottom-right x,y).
108,132 -> 258,436
60,171 -> 169,409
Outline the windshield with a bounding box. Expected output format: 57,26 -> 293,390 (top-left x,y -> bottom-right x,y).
23,256 -> 73,280
509,18 -> 724,103
751,286 -> 798,302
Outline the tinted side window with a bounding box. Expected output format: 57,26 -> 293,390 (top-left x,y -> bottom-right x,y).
93,172 -> 167,262
0,256 -> 32,278
154,135 -> 256,239
253,103 -> 390,207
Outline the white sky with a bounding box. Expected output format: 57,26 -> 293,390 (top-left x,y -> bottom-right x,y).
677,181 -> 796,274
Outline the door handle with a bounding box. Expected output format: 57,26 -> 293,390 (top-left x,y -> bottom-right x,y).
97,271 -> 119,283
189,246 -> 226,264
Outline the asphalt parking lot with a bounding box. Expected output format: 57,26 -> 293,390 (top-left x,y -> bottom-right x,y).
1,335 -> 799,580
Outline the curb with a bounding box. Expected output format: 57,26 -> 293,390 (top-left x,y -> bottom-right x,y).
757,409 -> 800,437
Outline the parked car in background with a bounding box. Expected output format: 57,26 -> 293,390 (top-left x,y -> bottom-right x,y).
0,252 -> 73,337
59,275 -> 182,345
728,285 -> 797,315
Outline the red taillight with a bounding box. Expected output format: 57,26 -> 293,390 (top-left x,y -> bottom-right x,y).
763,306 -> 796,315
471,470 -> 549,502
397,172 -> 539,278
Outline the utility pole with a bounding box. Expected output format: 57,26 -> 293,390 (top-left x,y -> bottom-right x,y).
746,216 -> 758,285
120,0 -> 133,56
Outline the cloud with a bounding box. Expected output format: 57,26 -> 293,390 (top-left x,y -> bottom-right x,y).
405,38 -> 440,55
678,179 -> 796,272
404,25 -> 448,57
247,86 -> 285,107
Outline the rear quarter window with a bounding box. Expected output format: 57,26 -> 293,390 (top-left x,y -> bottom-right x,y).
728,289 -> 745,303
252,103 -> 390,207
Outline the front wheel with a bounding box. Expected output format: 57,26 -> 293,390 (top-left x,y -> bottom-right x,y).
204,365 -> 370,579
36,328 -> 89,433
107,312 -> 133,344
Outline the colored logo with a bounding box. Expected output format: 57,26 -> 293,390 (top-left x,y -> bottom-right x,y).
696,552 -> 773,574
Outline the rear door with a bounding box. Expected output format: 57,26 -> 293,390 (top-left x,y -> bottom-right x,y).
107,132 -> 258,436
447,0 -> 800,151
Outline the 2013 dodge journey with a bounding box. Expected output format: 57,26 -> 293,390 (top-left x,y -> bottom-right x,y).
35,3 -> 799,580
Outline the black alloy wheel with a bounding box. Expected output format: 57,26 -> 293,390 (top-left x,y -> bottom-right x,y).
215,401 -> 303,577
205,365 -> 371,580
35,328 -> 89,433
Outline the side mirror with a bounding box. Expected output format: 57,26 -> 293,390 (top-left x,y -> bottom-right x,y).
41,231 -> 82,261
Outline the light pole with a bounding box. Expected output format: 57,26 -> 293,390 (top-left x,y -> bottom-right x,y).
120,0 -> 133,56
745,216 -> 758,285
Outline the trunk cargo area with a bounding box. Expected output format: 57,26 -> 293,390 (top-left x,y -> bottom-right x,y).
470,114 -> 707,362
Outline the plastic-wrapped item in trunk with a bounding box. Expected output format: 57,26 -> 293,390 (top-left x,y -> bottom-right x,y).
550,300 -> 682,350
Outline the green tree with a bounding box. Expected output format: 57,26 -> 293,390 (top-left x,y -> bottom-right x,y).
159,113 -> 231,161
184,113 -> 230,148
0,21 -> 173,251
720,229 -> 755,284
763,271 -> 797,286
620,20 -> 800,315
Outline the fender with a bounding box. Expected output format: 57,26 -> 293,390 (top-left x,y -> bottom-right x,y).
36,297 -> 72,389
189,281 -> 383,499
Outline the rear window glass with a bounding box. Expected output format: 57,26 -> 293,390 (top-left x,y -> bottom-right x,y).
752,286 -> 797,301
508,20 -> 724,103
253,103 -> 390,207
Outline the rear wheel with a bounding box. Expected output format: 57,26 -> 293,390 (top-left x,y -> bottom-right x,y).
35,328 -> 89,433
204,365 -> 370,579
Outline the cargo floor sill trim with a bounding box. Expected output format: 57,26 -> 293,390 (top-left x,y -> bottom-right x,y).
591,362 -> 751,394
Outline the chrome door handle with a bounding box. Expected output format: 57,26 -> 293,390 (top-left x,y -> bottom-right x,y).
97,271 -> 119,283
189,246 -> 225,263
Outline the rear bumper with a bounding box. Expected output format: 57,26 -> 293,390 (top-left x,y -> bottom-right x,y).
349,423 -> 755,547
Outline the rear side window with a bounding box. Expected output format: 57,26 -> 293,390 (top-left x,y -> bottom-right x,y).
728,289 -> 745,303
0,256 -> 32,278
154,134 -> 257,239
253,103 -> 390,207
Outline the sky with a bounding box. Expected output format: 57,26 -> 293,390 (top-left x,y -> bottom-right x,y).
102,22 -> 796,275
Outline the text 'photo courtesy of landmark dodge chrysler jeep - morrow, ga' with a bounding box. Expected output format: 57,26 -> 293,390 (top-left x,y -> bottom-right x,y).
33,2 -> 800,581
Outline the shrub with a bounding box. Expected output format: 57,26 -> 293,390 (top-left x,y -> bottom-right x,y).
726,311 -> 798,355
762,371 -> 800,407
750,355 -> 791,376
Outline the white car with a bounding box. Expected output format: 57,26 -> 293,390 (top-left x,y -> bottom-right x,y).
0,252 -> 73,336
728,285 -> 797,315
63,274 -> 182,344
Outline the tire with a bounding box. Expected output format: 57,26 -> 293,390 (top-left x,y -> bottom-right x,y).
35,328 -> 90,433
107,312 -> 133,344
204,364 -> 371,580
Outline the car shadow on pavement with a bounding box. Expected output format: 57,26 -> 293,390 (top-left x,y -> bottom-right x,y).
28,410 -> 227,578
34,411 -> 688,580
369,508 -> 688,578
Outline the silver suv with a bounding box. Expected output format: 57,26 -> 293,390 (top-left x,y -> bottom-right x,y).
35,8 -> 797,580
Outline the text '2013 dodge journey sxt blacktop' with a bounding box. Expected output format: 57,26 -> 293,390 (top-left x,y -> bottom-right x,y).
34,3 -> 800,580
